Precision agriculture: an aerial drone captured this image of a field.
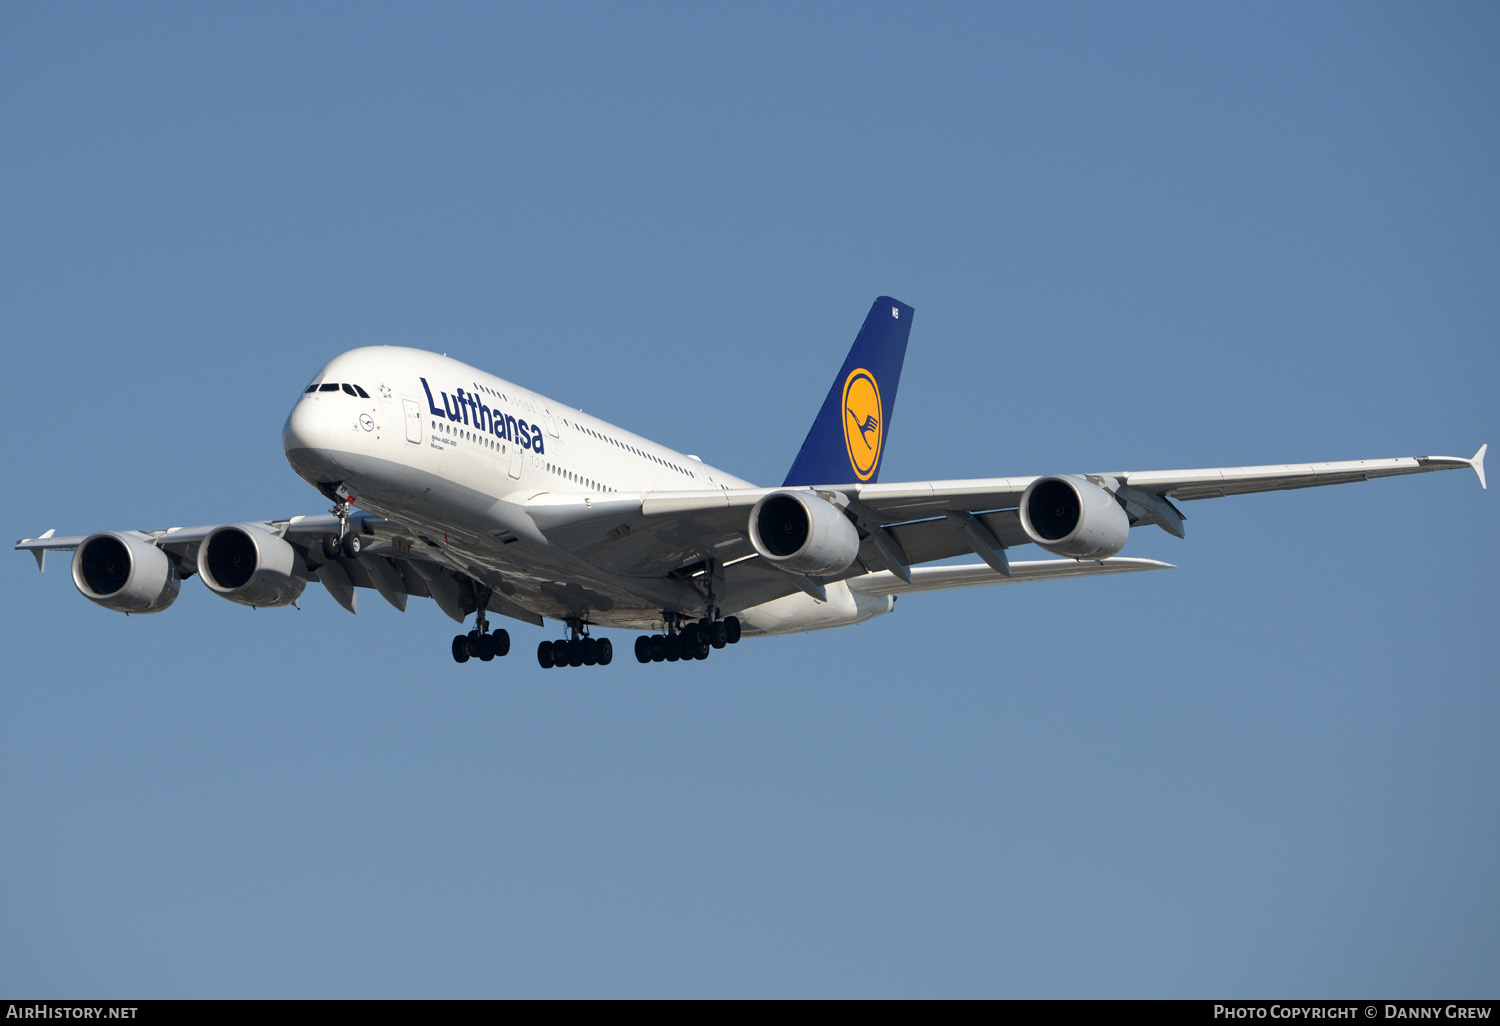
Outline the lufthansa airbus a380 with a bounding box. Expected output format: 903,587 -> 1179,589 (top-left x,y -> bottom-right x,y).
16,298 -> 1488,669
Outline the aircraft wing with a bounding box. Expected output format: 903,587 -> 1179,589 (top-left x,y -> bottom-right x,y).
520,445 -> 1486,600
15,513 -> 540,625
843,446 -> 1488,520
21,446 -> 1483,622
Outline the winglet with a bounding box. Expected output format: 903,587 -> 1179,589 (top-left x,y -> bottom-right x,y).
1472,443 -> 1487,490
28,529 -> 56,571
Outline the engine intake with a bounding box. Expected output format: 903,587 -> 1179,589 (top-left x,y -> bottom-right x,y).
748,490 -> 861,576
197,525 -> 307,608
1019,475 -> 1130,559
72,532 -> 181,613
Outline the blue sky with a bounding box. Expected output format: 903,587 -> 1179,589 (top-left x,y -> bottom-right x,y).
2,2 -> 1495,998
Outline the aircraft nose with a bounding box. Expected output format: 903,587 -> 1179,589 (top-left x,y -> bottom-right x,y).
283,395 -> 348,485
282,396 -> 328,457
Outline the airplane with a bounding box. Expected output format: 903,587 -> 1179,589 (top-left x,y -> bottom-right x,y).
15,297 -> 1488,670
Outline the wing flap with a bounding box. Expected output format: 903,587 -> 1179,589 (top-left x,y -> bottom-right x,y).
847,557 -> 1174,597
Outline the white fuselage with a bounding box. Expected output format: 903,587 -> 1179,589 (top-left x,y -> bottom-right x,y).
280,346 -> 889,635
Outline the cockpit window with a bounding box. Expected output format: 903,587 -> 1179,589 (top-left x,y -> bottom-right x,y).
309,382 -> 371,397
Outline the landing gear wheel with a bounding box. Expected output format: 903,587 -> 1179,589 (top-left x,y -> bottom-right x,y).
491,630 -> 510,658
552,639 -> 570,667
708,620 -> 728,649
452,635 -> 471,663
597,638 -> 613,666
474,634 -> 495,661
635,636 -> 652,663
693,635 -> 711,660
664,636 -> 681,662
649,635 -> 666,662
341,533 -> 362,558
725,616 -> 742,644
537,640 -> 555,669
567,639 -> 585,668
582,638 -> 598,666
322,534 -> 342,560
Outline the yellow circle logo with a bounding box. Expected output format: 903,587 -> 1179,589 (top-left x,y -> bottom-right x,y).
842,367 -> 883,481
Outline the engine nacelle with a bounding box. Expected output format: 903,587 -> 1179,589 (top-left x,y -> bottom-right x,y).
72,532 -> 181,613
1019,475 -> 1130,559
197,525 -> 307,608
748,490 -> 861,576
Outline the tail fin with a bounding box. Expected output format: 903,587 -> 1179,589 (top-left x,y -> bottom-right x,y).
782,296 -> 914,486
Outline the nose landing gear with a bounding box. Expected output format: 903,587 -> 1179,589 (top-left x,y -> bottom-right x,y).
321,491 -> 363,560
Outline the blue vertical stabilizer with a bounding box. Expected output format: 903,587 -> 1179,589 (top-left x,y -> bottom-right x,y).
782,296 -> 914,486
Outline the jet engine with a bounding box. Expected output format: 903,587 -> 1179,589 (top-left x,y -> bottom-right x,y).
71,532 -> 181,613
748,490 -> 861,576
197,525 -> 307,608
1018,475 -> 1130,559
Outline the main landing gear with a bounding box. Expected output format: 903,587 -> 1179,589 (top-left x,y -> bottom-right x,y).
536,620 -> 612,669
633,615 -> 741,664
445,609 -> 741,670
450,609 -> 511,664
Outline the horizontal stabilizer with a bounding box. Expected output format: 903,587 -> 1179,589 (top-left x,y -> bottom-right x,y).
847,557 -> 1174,597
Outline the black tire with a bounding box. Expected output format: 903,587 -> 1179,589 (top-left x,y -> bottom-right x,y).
680,623 -> 701,650
341,533 -> 362,558
709,621 -> 728,649
725,616 -> 742,644
664,636 -> 681,662
567,639 -> 585,668
582,639 -> 598,666
649,635 -> 666,662
537,640 -> 555,669
474,634 -> 495,661
492,630 -> 510,658
597,638 -> 613,666
552,639 -> 570,667
322,534 -> 341,560
694,635 -> 711,660
635,636 -> 652,663
452,635 -> 470,663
